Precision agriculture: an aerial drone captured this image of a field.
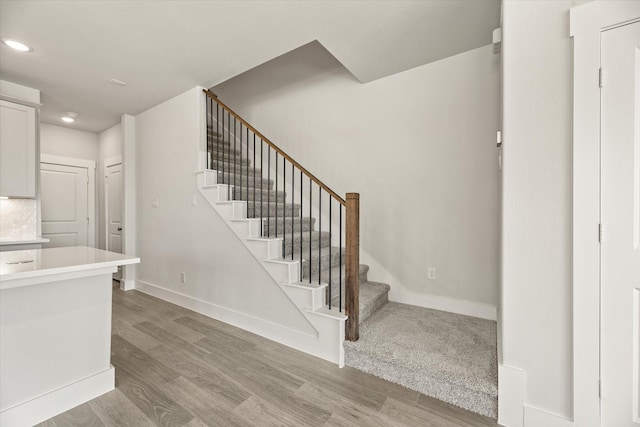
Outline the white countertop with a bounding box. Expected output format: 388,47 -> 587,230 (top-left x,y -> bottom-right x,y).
0,246 -> 140,285
0,237 -> 50,246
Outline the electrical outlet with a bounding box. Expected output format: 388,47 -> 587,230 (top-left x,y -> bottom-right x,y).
191,194 -> 197,207
427,267 -> 436,280
151,198 -> 159,208
180,272 -> 186,284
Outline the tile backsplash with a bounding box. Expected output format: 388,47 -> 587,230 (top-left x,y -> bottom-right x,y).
0,199 -> 37,241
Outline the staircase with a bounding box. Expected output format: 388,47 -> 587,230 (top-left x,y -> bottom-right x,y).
197,91 -> 392,364
199,90 -> 497,419
201,131 -> 391,324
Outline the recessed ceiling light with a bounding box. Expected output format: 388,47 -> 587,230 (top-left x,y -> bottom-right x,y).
1,38 -> 32,52
61,112 -> 78,123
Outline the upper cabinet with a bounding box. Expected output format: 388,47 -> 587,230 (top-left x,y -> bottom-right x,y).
0,100 -> 37,198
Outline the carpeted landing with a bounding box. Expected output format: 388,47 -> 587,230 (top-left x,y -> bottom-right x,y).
344,302 -> 498,418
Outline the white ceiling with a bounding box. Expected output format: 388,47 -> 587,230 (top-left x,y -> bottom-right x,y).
0,0 -> 500,133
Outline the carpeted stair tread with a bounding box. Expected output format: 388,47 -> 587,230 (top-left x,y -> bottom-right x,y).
327,281 -> 389,324
307,263 -> 369,290
298,246 -> 344,277
209,147 -> 244,161
262,216 -> 315,235
282,231 -> 331,256
344,302 -> 498,418
210,159 -> 251,173
218,174 -> 272,189
232,187 -> 285,202
247,203 -> 300,218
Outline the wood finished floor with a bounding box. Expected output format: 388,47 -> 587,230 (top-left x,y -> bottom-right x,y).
38,282 -> 500,427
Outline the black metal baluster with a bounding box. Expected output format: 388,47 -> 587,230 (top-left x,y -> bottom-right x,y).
233,116 -> 236,200
267,147 -> 271,238
245,127 -> 249,204
275,152 -> 279,241
282,158 -> 286,259
239,121 -> 244,200
206,96 -> 211,170
226,111 -> 229,198
339,205 -> 343,312
216,103 -> 220,177
299,171 -> 303,280
260,139 -> 264,236
319,188 -> 322,286
329,196 -> 332,309
309,182 -> 312,284
291,163 -> 294,261
253,134 -> 256,219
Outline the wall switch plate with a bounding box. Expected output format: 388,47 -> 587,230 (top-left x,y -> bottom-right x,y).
191,194 -> 197,207
151,198 -> 159,208
180,272 -> 186,283
427,267 -> 436,280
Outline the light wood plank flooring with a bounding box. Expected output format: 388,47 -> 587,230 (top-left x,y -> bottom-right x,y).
38,282 -> 500,427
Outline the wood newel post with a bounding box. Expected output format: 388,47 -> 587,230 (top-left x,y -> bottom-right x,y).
345,192 -> 360,341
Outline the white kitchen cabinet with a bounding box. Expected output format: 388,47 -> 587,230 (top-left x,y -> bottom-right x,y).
0,100 -> 36,198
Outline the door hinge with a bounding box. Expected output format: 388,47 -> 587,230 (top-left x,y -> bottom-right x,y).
87,217 -> 89,225
496,130 -> 502,148
599,67 -> 604,88
598,223 -> 603,242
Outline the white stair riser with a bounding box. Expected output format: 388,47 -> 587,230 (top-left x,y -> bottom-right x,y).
204,170 -> 218,185
214,202 -> 246,220
229,219 -> 261,238
201,185 -> 230,202
282,285 -> 326,311
263,260 -> 299,284
245,239 -> 282,259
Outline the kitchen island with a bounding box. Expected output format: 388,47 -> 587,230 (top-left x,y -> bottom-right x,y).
0,246 -> 140,427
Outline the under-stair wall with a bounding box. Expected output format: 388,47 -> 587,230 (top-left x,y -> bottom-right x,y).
133,86 -> 348,363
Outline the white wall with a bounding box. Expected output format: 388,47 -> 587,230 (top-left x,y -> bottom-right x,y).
501,0 -> 588,423
213,42 -> 501,310
97,124 -> 122,249
40,123 -> 98,161
134,87 -> 316,337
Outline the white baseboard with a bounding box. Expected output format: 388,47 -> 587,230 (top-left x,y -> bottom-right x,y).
120,279 -> 135,291
498,364 -> 526,427
135,280 -> 345,364
498,365 -> 574,427
389,287 -> 497,321
524,405 -> 573,427
0,367 -> 114,427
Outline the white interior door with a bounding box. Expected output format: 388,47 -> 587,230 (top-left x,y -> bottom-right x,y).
105,161 -> 122,280
601,20 -> 640,427
105,162 -> 122,253
40,163 -> 89,248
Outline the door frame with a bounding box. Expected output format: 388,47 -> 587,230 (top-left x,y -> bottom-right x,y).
571,2 -> 640,426
40,153 -> 96,248
104,155 -> 122,253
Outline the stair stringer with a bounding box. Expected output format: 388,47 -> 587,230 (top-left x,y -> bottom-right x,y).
196,169 -> 347,366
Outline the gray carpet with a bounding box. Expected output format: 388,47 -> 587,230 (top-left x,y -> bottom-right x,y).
344,302 -> 498,418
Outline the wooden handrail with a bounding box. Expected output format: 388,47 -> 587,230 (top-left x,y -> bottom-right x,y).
203,89 -> 346,205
